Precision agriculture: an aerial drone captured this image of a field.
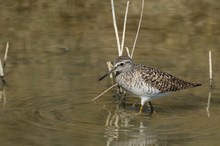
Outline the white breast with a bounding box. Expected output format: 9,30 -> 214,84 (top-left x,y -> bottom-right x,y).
115,72 -> 161,97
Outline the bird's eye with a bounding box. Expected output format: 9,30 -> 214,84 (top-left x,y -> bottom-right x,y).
119,63 -> 125,66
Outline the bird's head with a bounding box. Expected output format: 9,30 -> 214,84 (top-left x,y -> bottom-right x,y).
99,56 -> 133,81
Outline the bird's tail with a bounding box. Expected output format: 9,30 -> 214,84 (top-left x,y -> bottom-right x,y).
185,81 -> 202,89
191,82 -> 202,87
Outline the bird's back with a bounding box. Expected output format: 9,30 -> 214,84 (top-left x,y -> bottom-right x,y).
134,64 -> 201,93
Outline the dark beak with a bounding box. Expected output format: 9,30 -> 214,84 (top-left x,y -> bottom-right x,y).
99,67 -> 116,81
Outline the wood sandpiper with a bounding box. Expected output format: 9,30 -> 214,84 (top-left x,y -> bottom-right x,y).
99,56 -> 201,113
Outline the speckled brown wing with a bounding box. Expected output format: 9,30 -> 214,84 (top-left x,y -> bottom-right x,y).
135,64 -> 201,93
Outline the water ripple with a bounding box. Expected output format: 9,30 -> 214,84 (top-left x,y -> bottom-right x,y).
3,93 -> 105,139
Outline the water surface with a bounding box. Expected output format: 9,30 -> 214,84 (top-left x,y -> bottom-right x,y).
0,0 -> 220,146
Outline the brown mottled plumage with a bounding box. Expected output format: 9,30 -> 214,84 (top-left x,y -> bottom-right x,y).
99,56 -> 201,113
137,64 -> 201,92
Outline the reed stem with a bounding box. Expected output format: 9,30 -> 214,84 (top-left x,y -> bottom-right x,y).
91,84 -> 118,101
120,1 -> 130,56
131,0 -> 144,58
209,51 -> 212,88
3,41 -> 9,69
111,0 -> 121,56
0,60 -> 4,77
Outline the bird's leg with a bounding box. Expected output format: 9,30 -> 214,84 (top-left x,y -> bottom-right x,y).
139,104 -> 143,113
132,99 -> 138,108
140,98 -> 147,114
118,86 -> 126,108
148,101 -> 154,113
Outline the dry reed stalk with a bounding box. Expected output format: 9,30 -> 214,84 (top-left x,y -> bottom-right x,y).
131,0 -> 144,58
0,60 -> 4,77
3,41 -> 9,68
125,47 -> 131,58
106,61 -> 113,79
120,1 -> 130,56
111,0 -> 121,56
209,51 -> 212,88
91,84 -> 118,101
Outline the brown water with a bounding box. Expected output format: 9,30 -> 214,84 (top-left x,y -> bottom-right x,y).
0,0 -> 220,146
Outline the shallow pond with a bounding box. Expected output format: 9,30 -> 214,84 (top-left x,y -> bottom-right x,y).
0,0 -> 220,146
